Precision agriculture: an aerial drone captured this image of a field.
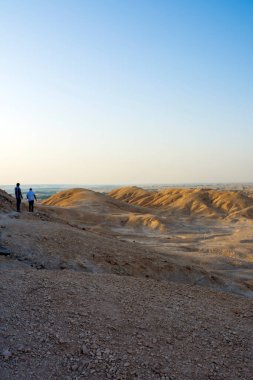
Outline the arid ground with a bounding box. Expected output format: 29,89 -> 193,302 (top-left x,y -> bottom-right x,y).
0,187 -> 253,379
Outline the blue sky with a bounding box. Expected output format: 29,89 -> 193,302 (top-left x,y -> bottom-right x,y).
0,0 -> 252,184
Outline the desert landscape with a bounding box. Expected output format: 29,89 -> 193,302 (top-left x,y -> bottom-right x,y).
1,1 -> 252,379
0,186 -> 253,379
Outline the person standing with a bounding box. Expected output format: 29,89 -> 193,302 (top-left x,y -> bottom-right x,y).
26,188 -> 37,212
15,183 -> 23,212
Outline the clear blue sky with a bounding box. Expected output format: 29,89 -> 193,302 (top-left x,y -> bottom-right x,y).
0,0 -> 252,184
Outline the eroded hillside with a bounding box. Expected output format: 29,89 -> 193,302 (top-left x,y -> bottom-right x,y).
109,186 -> 253,219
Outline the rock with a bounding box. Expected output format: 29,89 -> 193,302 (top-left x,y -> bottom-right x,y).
17,344 -> 25,352
81,345 -> 89,355
0,246 -> 12,256
71,364 -> 78,371
2,348 -> 12,359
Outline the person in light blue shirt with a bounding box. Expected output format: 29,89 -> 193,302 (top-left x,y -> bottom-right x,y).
26,188 -> 37,212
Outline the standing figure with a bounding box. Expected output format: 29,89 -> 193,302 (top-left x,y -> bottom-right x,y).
15,183 -> 23,212
26,188 -> 37,212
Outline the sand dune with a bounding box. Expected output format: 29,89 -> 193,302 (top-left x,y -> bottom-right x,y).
42,188 -> 139,213
43,188 -> 110,208
42,188 -> 167,232
43,187 -> 253,220
109,186 -> 253,218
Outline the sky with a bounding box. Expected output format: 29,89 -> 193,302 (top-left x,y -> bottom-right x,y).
0,0 -> 252,185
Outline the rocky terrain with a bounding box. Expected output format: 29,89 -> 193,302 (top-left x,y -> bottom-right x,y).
0,189 -> 15,212
1,187 -> 253,379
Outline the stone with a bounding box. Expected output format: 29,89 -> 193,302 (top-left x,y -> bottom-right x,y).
0,246 -> 11,256
71,364 -> 78,371
17,344 -> 25,351
81,345 -> 89,355
2,349 -> 12,359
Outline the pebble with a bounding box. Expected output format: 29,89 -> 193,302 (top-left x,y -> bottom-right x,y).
71,364 -> 78,371
2,348 -> 12,359
17,344 -> 25,351
81,345 -> 89,355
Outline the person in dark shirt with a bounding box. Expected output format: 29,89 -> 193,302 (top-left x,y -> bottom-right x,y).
15,183 -> 23,212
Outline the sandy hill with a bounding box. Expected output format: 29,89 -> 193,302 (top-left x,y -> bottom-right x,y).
109,186 -> 253,218
42,188 -> 167,232
42,188 -> 136,211
0,189 -> 15,212
42,188 -> 105,207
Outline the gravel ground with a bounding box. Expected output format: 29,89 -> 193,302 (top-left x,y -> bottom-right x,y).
1,264 -> 253,380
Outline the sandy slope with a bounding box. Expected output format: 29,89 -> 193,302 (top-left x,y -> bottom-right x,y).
42,188 -> 168,233
109,186 -> 253,218
0,189 -> 15,212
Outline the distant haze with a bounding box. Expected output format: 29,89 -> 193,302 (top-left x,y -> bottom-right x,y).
0,1 -> 252,185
